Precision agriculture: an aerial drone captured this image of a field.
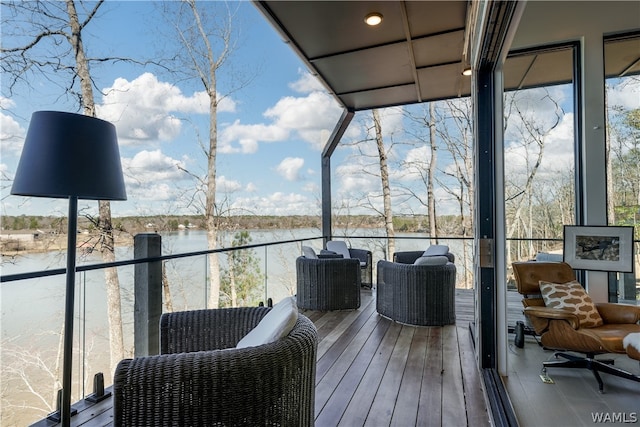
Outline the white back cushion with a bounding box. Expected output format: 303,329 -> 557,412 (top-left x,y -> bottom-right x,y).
302,245 -> 317,259
423,244 -> 449,257
327,240 -> 350,259
236,297 -> 298,348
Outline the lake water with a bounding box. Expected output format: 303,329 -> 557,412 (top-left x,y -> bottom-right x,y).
0,228 -> 471,425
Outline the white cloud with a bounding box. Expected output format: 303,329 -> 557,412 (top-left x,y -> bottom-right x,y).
219,120 -> 289,153
375,106 -> 405,136
218,71 -> 342,153
119,150 -> 192,205
0,97 -> 16,109
288,69 -> 326,94
303,182 -> 319,193
232,192 -> 317,215
607,78 -> 640,110
401,145 -> 431,180
336,162 -> 378,193
122,149 -> 187,187
245,182 -> 257,192
264,91 -> 342,150
504,113 -> 575,179
0,112 -> 26,155
276,157 -> 305,181
218,175 -> 242,193
97,73 -> 236,145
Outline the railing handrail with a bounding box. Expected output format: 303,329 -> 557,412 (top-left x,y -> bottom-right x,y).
0,235 -> 323,283
0,234 -> 568,283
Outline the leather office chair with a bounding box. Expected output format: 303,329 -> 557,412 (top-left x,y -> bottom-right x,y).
512,261 -> 640,392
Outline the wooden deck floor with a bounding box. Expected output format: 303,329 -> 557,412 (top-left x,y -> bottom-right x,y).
300,288 -> 490,427
36,288 -> 490,427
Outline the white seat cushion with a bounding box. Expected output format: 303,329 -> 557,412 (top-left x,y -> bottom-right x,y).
327,240 -> 350,259
414,255 -> 450,266
236,297 -> 298,348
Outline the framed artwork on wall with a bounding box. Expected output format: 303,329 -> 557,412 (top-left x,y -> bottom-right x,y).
563,225 -> 635,272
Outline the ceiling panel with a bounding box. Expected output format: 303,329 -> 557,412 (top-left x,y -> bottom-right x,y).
412,30 -> 466,68
263,1 -> 407,59
605,37 -> 640,77
313,42 -> 414,94
418,63 -> 471,101
341,84 -> 419,110
405,1 -> 467,37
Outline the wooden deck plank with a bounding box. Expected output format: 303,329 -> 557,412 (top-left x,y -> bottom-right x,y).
363,325 -> 414,426
314,307 -> 381,411
315,297 -> 378,376
316,317 -> 398,426
441,325 -> 467,426
390,326 -> 430,427
335,318 -> 397,427
457,324 -> 491,425
417,326 -> 443,426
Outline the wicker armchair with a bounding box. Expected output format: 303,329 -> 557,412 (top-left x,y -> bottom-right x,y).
113,306 -> 317,427
376,251 -> 456,326
325,240 -> 374,288
296,255 -> 361,310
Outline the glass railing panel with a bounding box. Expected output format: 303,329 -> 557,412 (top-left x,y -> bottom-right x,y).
162,253 -> 209,311
262,239 -> 311,304
1,270 -> 67,426
78,264 -> 134,396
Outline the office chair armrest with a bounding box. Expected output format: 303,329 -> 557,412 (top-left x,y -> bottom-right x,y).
596,303 -> 640,324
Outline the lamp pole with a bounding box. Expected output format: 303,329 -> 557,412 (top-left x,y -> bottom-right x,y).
61,195 -> 78,427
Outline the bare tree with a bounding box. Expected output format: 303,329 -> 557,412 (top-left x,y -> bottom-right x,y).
162,0 -> 252,309
401,103 -> 440,240
1,0 -> 138,390
503,89 -> 564,262
372,109 -> 396,258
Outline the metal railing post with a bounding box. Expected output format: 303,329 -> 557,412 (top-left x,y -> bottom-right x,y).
134,233 -> 162,357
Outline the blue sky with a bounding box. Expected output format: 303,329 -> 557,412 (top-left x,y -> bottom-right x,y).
1,1 -> 353,218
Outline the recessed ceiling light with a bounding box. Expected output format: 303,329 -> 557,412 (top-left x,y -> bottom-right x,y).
364,12 -> 383,26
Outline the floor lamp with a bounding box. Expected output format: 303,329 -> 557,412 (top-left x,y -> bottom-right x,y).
11,111 -> 126,426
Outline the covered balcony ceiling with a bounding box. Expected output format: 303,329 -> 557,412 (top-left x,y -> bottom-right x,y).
255,1 -> 640,111
256,0 -> 472,110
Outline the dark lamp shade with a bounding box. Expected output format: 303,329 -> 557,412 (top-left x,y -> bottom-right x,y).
11,111 -> 127,200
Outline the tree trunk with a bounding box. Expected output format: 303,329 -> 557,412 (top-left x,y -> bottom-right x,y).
162,263 -> 174,312
605,90 -> 615,225
66,0 -> 123,374
373,109 -> 395,258
428,103 -> 438,243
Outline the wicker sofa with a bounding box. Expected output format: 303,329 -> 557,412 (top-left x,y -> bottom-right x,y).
296,255 -> 361,310
113,306 -> 317,426
376,251 -> 456,326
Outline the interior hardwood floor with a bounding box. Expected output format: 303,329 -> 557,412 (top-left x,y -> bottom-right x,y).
502,290 -> 640,427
